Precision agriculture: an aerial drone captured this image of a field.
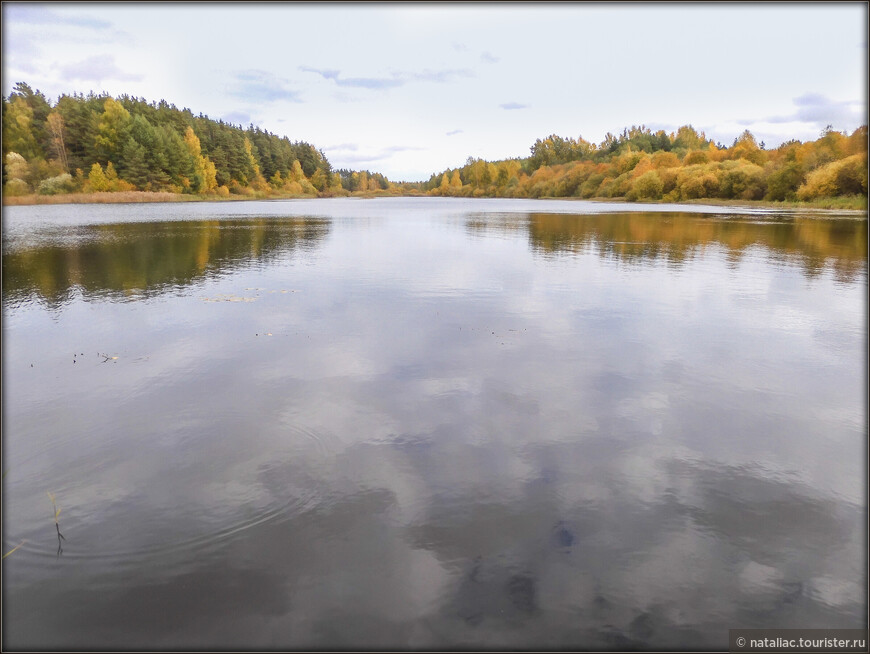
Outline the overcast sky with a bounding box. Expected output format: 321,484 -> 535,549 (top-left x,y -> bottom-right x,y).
2,3 -> 867,181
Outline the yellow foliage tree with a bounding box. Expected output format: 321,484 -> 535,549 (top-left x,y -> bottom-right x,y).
242,137 -> 269,191
729,130 -> 767,166
288,160 -> 305,183
184,127 -> 218,193
87,162 -> 110,192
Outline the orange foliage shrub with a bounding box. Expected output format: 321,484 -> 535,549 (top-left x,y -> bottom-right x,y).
651,151 -> 680,169
797,154 -> 868,200
683,150 -> 709,165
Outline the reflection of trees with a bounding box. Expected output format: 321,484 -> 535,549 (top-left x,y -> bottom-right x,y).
524,213 -> 867,282
2,218 -> 330,306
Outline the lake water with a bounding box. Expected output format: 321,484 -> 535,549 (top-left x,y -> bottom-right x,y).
2,197 -> 867,650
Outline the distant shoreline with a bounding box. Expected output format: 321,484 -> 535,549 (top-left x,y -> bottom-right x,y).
3,191 -> 866,214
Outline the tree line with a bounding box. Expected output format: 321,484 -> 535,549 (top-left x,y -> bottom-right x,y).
2,82 -> 398,198
3,82 -> 866,204
422,124 -> 867,204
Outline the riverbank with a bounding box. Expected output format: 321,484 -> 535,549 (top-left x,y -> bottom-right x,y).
1,191 -> 305,206
664,196 -> 867,212
3,190 -> 866,213
0,188 -> 410,206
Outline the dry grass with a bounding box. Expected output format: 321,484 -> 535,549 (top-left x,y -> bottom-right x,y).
2,191 -> 205,206
6,189 -> 865,212
675,195 -> 868,212
2,190 -> 327,206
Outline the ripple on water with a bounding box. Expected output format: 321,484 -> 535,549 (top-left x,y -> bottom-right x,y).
5,421 -> 334,565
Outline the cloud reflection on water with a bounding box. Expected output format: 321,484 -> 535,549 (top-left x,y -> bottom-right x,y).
2,202 -> 865,649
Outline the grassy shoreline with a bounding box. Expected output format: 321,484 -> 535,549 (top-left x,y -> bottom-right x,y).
2,191 -> 294,206
3,190 -> 867,214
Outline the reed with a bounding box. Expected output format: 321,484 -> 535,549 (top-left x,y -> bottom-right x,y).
2,541 -> 26,559
1,471 -> 26,559
3,191 -> 203,206
48,491 -> 66,555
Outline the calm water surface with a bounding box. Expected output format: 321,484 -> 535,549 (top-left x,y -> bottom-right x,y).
2,198 -> 867,649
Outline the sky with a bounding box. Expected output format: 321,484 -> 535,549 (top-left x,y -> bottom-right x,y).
2,3 -> 867,182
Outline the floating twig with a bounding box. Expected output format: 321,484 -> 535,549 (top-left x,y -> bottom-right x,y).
2,540 -> 26,559
47,492 -> 65,556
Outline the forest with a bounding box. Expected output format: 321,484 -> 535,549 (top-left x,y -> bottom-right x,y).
422,125 -> 867,206
2,82 -> 867,206
2,82 -> 393,200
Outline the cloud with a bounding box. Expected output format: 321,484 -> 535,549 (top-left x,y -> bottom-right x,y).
326,143 -> 360,152
229,70 -> 302,103
334,152 -> 395,165
383,145 -> 424,153
792,92 -> 828,107
446,130 -> 463,137
335,76 -> 405,90
747,93 -> 865,130
412,68 -> 474,83
2,38 -> 43,76
300,65 -> 474,91
4,37 -> 41,59
220,111 -> 251,127
57,55 -> 143,82
5,5 -> 112,29
301,66 -> 403,89
8,61 -> 41,76
451,43 -> 498,64
332,145 -> 424,166
299,66 -> 340,81
499,102 -> 529,110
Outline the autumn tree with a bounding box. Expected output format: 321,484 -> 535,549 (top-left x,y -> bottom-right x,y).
184,126 -> 217,193
3,97 -> 42,160
4,151 -> 31,195
630,170 -> 664,200
672,125 -> 705,152
87,162 -> 110,192
94,98 -> 132,164
729,130 -> 767,166
439,172 -> 450,193
46,111 -> 69,172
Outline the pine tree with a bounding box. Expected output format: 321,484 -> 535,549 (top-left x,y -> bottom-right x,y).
120,137 -> 149,189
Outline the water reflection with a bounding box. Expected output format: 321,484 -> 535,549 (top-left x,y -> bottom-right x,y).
8,428 -> 860,649
2,217 -> 330,307
2,201 -> 865,649
468,212 -> 867,282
